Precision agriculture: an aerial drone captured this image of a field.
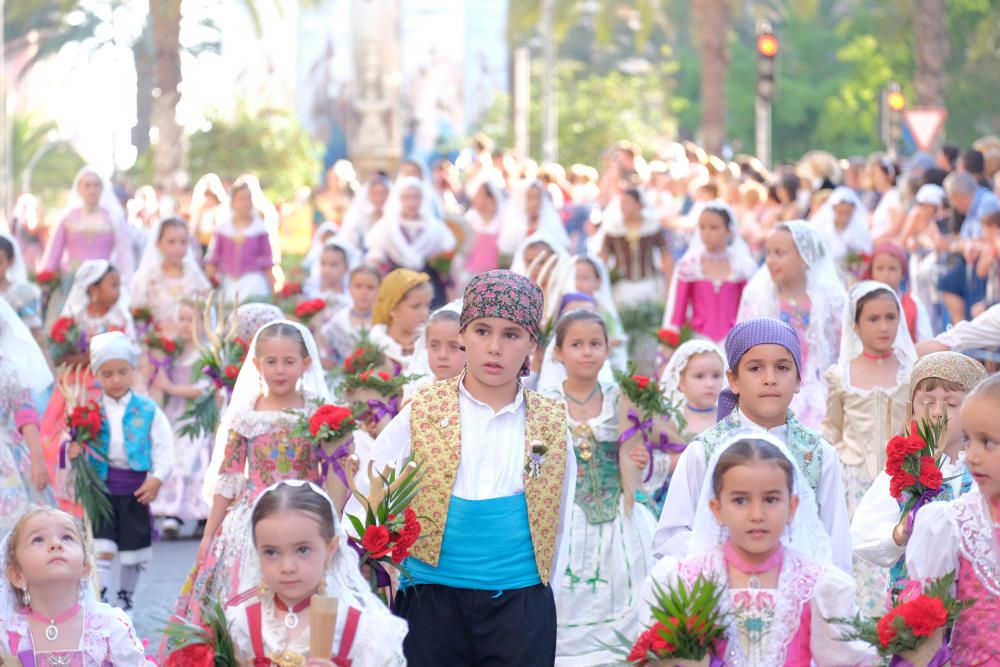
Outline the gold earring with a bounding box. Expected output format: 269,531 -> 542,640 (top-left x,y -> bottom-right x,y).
258,582 -> 269,599
318,578 -> 327,596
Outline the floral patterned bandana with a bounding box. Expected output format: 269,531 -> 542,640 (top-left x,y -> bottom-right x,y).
909,351 -> 987,399
235,303 -> 284,341
460,270 -> 544,340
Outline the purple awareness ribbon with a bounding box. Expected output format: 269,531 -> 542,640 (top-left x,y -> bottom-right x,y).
906,486 -> 944,535
315,435 -> 354,487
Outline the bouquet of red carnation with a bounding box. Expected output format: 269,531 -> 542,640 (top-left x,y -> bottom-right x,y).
846,250 -> 873,281
48,316 -> 87,362
276,281 -> 303,315
179,293 -> 248,439
338,330 -> 387,376
294,298 -> 327,327
143,324 -> 183,360
345,458 -> 427,602
163,599 -> 236,667
614,364 -> 686,507
885,419 -> 954,531
34,269 -> 60,315
832,571 -> 969,665
604,575 -> 728,666
428,250 -> 455,277
63,398 -> 113,526
657,328 -> 682,348
291,402 -> 362,488
131,306 -> 155,336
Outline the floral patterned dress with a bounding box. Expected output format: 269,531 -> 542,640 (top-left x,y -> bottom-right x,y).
0,356 -> 53,532
170,407 -> 321,622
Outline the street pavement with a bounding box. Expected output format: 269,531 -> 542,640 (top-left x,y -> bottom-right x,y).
121,534 -> 199,647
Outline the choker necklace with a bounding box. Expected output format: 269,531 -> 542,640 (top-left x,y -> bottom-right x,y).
862,350 -> 893,364
722,539 -> 783,590
703,250 -> 728,262
565,383 -> 600,405
274,597 -> 310,630
25,603 -> 81,641
686,403 -> 715,414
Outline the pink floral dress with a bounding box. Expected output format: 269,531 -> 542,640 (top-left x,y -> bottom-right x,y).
169,407 -> 320,623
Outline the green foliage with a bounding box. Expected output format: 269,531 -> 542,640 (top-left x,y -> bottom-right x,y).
186,105 -> 322,203
11,113 -> 85,208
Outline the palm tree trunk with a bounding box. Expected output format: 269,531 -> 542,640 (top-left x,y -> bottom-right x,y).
132,20 -> 154,157
913,0 -> 948,107
149,0 -> 184,189
692,0 -> 730,156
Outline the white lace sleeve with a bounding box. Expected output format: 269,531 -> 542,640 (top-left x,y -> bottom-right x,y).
351,607 -> 408,667
224,603 -> 255,663
215,473 -> 247,499
905,501 -> 960,581
651,441 -> 707,559
810,567 -> 878,666
851,472 -> 906,567
105,607 -> 152,666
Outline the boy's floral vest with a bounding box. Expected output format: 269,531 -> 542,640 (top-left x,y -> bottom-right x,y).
408,377 -> 568,585
89,393 -> 157,478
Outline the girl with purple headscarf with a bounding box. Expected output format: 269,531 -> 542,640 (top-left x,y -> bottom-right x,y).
651,317 -> 852,574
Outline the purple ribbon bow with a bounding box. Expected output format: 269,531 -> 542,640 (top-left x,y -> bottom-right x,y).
366,396 -> 400,424
889,644 -> 951,667
315,435 -> 354,488
348,539 -> 392,588
620,410 -> 686,483
907,486 -> 944,534
148,354 -> 172,384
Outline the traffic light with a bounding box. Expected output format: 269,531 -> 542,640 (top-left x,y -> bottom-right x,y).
881,81 -> 905,156
756,21 -> 778,102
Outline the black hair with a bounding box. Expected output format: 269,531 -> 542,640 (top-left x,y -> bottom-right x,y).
623,188 -> 644,207
701,203 -> 733,230
0,236 -> 13,263
961,149 -> 985,175
157,216 -> 187,241
940,145 -> 960,170
712,438 -> 795,497
256,322 -> 309,358
779,173 -> 800,201
922,167 -> 948,187
876,156 -> 898,185
86,264 -> 118,297
322,243 -> 349,264
251,482 -> 336,545
554,309 -> 608,348
575,255 -> 601,278
854,287 -> 899,323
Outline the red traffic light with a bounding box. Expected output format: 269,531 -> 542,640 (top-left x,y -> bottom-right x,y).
757,33 -> 779,58
887,90 -> 906,111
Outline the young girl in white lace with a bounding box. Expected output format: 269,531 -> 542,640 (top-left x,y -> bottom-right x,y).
650,340 -> 726,511
907,374 -> 1000,666
737,220 -> 847,429
305,240 -> 353,318
1,506 -> 148,665
170,321 -> 337,624
225,481 -> 406,666
821,281 -> 915,614
639,434 -> 875,667
544,310 -> 656,666
129,217 -> 211,328
60,259 -> 136,356
324,266 -> 381,365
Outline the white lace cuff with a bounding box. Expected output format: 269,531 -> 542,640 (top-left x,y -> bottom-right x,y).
215,473 -> 246,499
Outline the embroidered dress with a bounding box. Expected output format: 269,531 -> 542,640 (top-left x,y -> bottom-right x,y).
639,549 -> 874,667
907,488 -> 1000,667
171,405 -> 321,622
129,266 -> 210,327
206,216 -> 274,301
0,357 -> 52,532
543,382 -> 656,666
0,603 -> 149,666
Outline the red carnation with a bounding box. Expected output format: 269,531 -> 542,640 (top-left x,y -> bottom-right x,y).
224,365 -> 240,380
917,456 -> 943,490
308,404 -> 353,438
51,316 -> 74,343
390,542 -> 410,564
889,470 -> 916,500
632,375 -> 651,390
163,339 -> 177,354
627,627 -> 655,662
36,270 -> 57,283
360,370 -> 372,381
377,371 -> 391,381
165,642 -> 216,667
902,595 -> 948,636
658,328 -> 681,347
344,356 -> 355,372
876,609 -> 900,647
235,337 -> 250,351
361,525 -> 391,559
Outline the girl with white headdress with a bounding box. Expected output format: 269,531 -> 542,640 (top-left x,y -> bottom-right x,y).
170,321 -> 341,623
0,297 -> 56,532
39,166 -> 134,283
638,433 -> 875,667
222,481 -> 406,666
571,254 -> 628,370
204,179 -> 277,301
812,186 -> 873,280
304,238 -> 354,314
0,232 -> 44,333
593,187 -> 671,308
302,220 -> 340,278
664,201 -> 758,345
821,281 -> 915,614
338,173 -> 392,255
650,340 -> 726,510
189,173 -> 230,258
1,506 -> 149,664
462,177 -> 505,278
737,221 -> 847,429
129,216 -> 211,327
364,176 -> 456,305
499,179 -> 571,256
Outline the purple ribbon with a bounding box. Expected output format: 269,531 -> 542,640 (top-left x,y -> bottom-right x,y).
148,354 -> 172,384
906,486 -> 944,534
366,396 -> 400,424
889,643 -> 951,667
620,410 -> 685,483
348,538 -> 392,588
76,329 -> 90,354
315,435 -> 354,487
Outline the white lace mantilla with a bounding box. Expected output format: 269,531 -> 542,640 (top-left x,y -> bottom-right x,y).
955,491 -> 1000,597
677,548 -> 821,667
229,406 -> 305,439
3,602 -> 145,665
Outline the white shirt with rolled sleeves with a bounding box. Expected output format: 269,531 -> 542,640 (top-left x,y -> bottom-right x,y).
650,409 -> 853,574
101,391 -> 174,482
369,377 -> 577,598
936,303 -> 1000,351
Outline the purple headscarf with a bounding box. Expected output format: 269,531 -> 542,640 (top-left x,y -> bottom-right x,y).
717,317 -> 803,420
558,291 -> 597,317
